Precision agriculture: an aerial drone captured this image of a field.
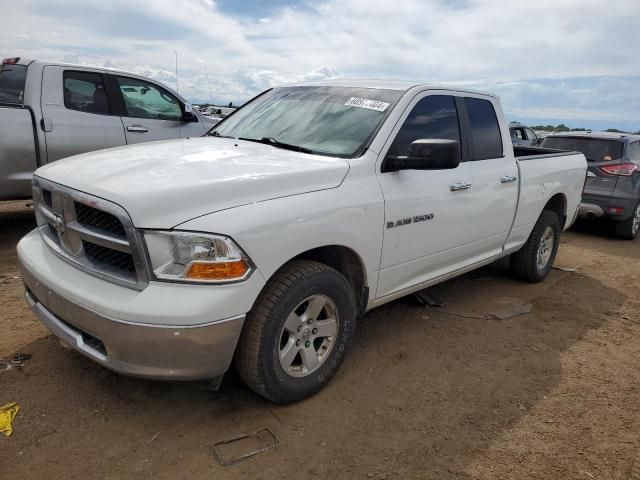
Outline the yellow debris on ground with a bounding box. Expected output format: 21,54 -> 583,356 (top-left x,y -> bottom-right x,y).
0,402 -> 20,436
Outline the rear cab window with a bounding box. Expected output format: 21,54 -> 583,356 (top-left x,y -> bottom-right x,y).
464,97 -> 503,160
0,64 -> 27,103
63,71 -> 111,115
540,137 -> 624,162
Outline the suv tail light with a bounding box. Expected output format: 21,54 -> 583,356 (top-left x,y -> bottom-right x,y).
599,163 -> 639,176
2,57 -> 20,65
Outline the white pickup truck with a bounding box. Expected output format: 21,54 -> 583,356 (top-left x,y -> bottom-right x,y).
18,81 -> 587,403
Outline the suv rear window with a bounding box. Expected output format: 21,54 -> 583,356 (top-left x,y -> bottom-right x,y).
0,64 -> 27,103
540,137 -> 624,162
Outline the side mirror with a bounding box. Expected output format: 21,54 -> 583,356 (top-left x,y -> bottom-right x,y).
182,102 -> 197,122
383,139 -> 460,172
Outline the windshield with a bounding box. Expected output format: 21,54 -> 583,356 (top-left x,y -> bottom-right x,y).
210,86 -> 403,157
0,64 -> 27,103
540,136 -> 624,162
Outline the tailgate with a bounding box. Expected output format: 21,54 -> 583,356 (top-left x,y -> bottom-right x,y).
584,160 -> 619,200
0,105 -> 39,199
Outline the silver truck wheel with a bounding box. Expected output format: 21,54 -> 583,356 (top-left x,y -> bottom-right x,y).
510,210 -> 561,283
235,260 -> 356,404
278,295 -> 339,377
536,226 -> 555,270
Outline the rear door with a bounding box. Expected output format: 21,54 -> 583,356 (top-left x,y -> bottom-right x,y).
40,67 -> 127,162
376,93 -> 475,298
462,96 -> 519,260
113,75 -> 203,144
540,136 -> 624,200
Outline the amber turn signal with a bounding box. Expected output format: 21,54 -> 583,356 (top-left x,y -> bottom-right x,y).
185,260 -> 249,280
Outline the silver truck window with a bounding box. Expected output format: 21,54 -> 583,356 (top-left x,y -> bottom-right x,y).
386,95 -> 461,159
465,97 -> 503,160
211,86 -> 403,157
116,76 -> 182,121
525,128 -> 538,141
0,64 -> 27,103
63,71 -> 111,115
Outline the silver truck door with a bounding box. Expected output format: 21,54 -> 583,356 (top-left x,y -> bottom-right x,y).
40,66 -> 127,162
114,75 -> 203,144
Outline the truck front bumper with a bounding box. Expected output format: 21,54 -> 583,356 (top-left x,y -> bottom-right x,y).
18,229 -> 266,381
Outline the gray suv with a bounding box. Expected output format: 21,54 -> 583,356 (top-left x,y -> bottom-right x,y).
540,132 -> 640,239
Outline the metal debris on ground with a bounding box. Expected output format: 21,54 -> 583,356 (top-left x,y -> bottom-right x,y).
0,353 -> 32,371
211,428 -> 279,466
553,266 -> 577,272
488,302 -> 533,320
0,402 -> 20,436
414,290 -> 446,308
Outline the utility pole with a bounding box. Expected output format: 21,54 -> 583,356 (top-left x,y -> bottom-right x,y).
174,51 -> 179,94
203,63 -> 213,105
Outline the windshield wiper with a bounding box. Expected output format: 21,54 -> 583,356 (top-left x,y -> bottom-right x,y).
238,137 -> 313,154
208,130 -> 235,138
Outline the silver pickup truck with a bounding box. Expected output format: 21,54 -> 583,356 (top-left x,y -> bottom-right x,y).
0,57 -> 217,200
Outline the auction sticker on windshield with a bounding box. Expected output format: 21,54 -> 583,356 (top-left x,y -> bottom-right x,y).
344,97 -> 390,112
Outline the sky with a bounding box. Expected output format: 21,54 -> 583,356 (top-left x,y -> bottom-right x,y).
1,0 -> 639,131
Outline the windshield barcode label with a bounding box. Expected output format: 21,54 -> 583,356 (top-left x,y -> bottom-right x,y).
344,97 -> 390,112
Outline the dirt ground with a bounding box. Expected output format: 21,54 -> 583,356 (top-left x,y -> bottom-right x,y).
1,199 -> 639,479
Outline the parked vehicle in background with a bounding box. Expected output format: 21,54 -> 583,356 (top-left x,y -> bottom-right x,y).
510,122 -> 541,146
0,57 -> 218,200
540,132 -> 640,239
203,106 -> 236,118
18,81 -> 586,403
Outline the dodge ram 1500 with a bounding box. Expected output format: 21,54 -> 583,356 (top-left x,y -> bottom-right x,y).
18,81 -> 587,403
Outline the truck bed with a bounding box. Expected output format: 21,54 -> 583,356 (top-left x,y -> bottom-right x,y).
514,145 -> 578,159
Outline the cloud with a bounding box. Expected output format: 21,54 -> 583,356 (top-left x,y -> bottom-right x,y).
0,0 -> 639,128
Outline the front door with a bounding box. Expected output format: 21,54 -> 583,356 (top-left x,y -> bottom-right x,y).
376,93 -> 474,299
114,75 -> 187,144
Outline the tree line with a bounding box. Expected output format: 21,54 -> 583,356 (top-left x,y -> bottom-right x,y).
530,124 -> 640,135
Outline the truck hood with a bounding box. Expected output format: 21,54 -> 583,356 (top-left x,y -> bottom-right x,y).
36,137 -> 350,227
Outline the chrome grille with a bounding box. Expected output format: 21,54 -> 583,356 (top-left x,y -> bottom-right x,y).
32,177 -> 148,290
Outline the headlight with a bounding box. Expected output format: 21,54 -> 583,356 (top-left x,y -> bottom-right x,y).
143,231 -> 253,283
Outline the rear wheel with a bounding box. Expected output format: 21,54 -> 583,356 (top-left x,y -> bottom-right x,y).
235,260 -> 356,404
613,202 -> 640,240
510,210 -> 561,283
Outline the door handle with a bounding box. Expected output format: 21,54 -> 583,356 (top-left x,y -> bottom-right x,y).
500,175 -> 517,183
450,182 -> 472,191
127,125 -> 149,133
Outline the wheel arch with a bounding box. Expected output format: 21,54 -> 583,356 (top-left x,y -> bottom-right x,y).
263,245 -> 369,317
542,192 -> 567,228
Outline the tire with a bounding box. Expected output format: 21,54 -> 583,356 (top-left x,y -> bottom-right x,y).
613,202 -> 640,240
235,260 -> 357,404
510,210 -> 561,283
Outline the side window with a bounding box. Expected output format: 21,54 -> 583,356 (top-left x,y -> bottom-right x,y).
116,76 -> 182,121
63,71 -> 110,115
525,128 -> 538,141
511,128 -> 524,140
387,95 -> 461,158
465,97 -> 503,160
627,141 -> 640,161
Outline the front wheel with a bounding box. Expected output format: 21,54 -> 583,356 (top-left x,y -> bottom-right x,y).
613,202 -> 640,240
510,210 -> 561,283
235,260 -> 357,404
